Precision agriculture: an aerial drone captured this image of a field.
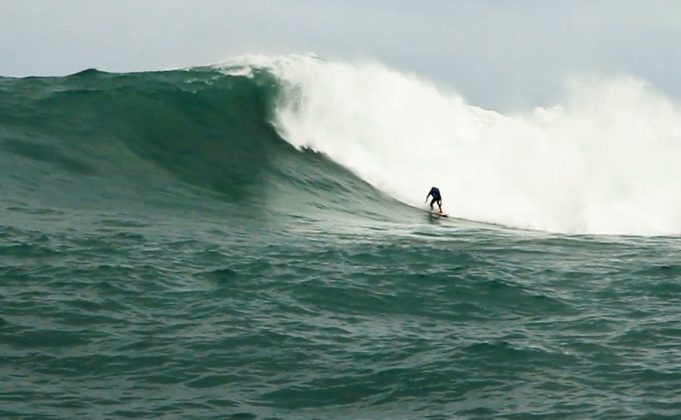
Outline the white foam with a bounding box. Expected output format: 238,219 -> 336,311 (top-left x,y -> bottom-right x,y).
241,55 -> 681,235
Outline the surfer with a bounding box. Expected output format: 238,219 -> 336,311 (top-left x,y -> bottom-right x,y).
426,187 -> 443,213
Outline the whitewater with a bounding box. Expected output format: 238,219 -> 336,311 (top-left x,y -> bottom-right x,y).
219,55 -> 681,235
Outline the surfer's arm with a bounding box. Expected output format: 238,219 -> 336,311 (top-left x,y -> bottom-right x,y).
425,188 -> 435,202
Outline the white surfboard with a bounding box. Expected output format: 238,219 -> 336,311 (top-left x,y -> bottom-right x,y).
428,209 -> 448,217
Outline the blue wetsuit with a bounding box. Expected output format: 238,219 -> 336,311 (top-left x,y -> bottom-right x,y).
427,187 -> 442,211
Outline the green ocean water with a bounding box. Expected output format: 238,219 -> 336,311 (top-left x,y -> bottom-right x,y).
2,64 -> 681,419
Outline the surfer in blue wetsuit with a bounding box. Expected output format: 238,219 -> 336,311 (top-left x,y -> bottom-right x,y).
426,187 -> 443,213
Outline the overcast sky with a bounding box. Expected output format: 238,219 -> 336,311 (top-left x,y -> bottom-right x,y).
1,0 -> 680,109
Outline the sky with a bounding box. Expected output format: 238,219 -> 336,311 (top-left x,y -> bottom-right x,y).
1,0 -> 680,109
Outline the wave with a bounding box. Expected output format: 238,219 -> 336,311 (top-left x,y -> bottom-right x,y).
2,55 -> 681,235
235,55 -> 681,235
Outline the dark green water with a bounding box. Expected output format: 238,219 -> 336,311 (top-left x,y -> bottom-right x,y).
1,67 -> 681,419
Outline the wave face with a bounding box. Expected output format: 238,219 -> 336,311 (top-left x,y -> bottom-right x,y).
0,64 -> 403,224
2,55 -> 681,234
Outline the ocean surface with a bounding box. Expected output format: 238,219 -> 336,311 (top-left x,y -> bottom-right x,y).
2,56 -> 681,418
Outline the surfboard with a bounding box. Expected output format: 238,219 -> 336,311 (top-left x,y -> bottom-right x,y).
428,210 -> 448,218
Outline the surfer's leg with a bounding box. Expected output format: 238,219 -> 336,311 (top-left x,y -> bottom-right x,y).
429,197 -> 436,210
437,199 -> 443,213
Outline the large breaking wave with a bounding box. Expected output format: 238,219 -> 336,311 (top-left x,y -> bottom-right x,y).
2,54 -> 681,235
237,55 -> 681,235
